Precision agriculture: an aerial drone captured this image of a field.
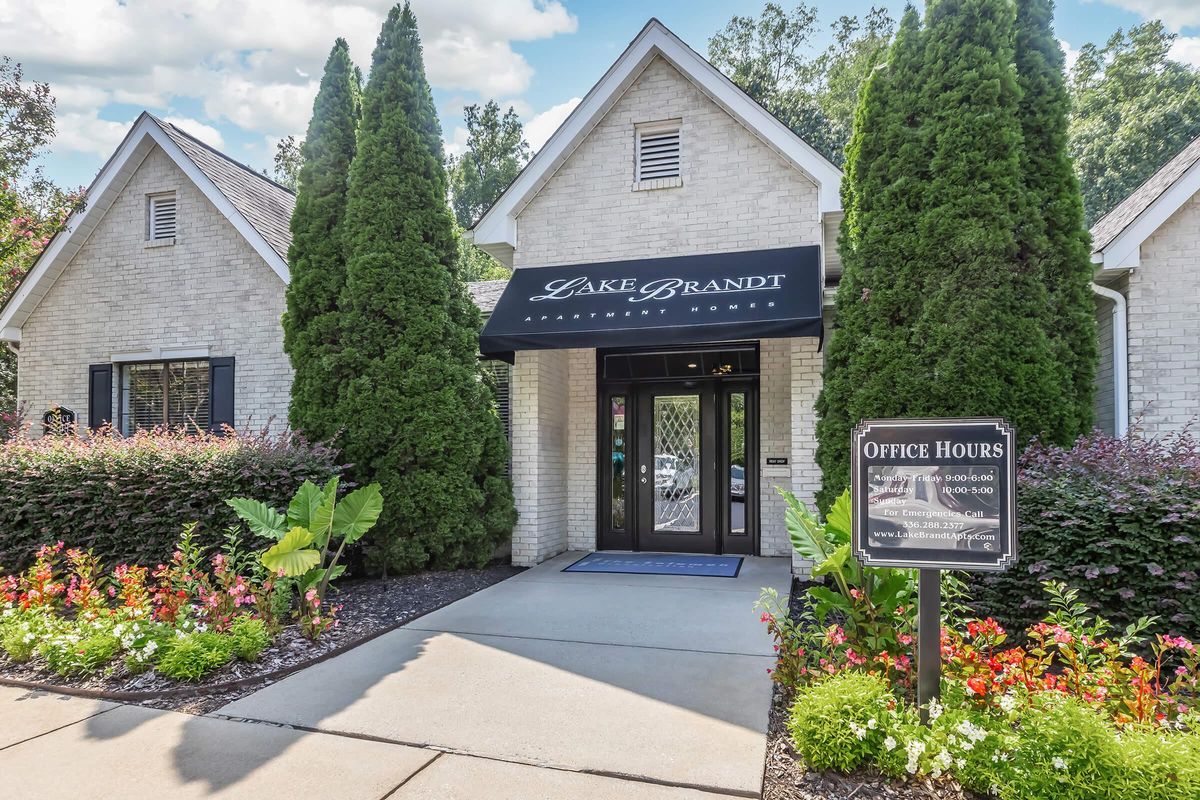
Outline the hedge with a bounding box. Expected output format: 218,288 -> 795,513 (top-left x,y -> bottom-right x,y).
971,429 -> 1200,637
0,427 -> 342,570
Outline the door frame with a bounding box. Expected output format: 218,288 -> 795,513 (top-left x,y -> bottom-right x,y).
595,345 -> 760,554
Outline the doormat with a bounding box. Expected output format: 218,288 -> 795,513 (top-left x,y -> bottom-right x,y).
563,552 -> 743,578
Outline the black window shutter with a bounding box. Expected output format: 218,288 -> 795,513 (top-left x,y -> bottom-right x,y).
87,364 -> 113,431
209,357 -> 235,434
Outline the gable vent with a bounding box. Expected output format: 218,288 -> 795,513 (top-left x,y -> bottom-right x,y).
636,124 -> 681,181
149,193 -> 177,240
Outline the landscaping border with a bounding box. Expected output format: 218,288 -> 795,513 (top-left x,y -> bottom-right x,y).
0,572 -> 491,703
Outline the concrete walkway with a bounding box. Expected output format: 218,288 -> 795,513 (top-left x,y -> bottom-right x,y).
0,552 -> 790,798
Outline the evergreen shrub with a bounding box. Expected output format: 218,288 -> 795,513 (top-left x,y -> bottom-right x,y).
972,430 -> 1200,637
0,428 -> 341,570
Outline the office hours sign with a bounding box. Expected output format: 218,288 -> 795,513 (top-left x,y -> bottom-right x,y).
851,418 -> 1017,572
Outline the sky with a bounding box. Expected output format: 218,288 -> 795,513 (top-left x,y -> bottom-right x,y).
1,0 -> 1197,190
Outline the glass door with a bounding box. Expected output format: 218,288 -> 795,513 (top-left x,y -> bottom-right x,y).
635,385 -> 718,553
720,383 -> 757,555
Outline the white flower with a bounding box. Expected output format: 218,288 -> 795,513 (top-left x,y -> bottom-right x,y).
883,736 -> 897,751
849,721 -> 868,740
928,698 -> 944,722
998,692 -> 1017,713
1052,756 -> 1068,771
867,718 -> 877,730
956,758 -> 966,770
905,739 -> 926,774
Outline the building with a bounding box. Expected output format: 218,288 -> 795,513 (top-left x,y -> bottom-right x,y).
0,112 -> 295,435
1090,134 -> 1200,438
3,19 -> 1196,572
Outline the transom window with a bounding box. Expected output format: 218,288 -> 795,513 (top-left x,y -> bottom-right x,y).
148,192 -> 177,240
120,360 -> 209,434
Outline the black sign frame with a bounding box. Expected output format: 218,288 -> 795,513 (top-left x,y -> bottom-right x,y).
851,417 -> 1017,572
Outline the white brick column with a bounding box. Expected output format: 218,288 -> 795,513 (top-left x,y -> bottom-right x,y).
510,349 -> 570,566
789,337 -> 823,577
567,349 -> 597,551
759,338 -> 793,557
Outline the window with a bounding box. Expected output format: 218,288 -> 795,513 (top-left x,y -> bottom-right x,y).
120,360 -> 209,433
148,192 -> 177,240
635,122 -> 681,182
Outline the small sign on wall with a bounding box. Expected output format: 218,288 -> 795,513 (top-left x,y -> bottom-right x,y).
766,457 -> 788,466
42,406 -> 76,437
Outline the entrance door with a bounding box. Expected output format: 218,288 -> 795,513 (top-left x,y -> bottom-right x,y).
599,378 -> 758,554
635,385 -> 717,553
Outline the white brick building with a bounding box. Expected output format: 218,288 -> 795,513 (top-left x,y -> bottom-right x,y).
5,20 -> 1195,573
0,113 -> 294,435
1090,135 -> 1200,438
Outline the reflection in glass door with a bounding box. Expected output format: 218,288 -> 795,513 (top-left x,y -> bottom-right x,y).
652,395 -> 701,532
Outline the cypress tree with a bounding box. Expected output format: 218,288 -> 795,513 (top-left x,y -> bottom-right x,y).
335,3 -> 515,573
815,7 -> 929,509
282,39 -> 360,442
1014,0 -> 1096,438
911,0 -> 1069,443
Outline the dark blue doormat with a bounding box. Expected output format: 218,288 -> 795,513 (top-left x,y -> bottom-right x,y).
563,552 -> 743,578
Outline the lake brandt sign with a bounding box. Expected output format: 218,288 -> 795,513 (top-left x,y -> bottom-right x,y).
851,417 -> 1018,572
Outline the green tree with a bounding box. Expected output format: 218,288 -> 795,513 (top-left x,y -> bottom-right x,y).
911,0 -> 1067,446
814,6 -> 928,508
1069,22 -> 1200,224
708,3 -> 895,164
334,3 -> 515,573
0,57 -> 85,415
271,135 -> 304,190
1015,0 -> 1096,438
446,101 -> 527,282
281,38 -> 361,445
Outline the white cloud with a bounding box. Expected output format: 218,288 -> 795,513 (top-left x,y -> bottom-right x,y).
524,97 -> 582,153
0,0 -> 578,157
161,117 -> 225,149
1058,39 -> 1080,72
444,126 -> 471,159
1094,0 -> 1200,31
51,112 -> 132,159
1171,36 -> 1200,67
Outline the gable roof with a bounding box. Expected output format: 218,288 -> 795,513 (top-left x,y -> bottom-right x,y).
470,18 -> 843,265
1090,134 -> 1200,270
1,113 -> 294,342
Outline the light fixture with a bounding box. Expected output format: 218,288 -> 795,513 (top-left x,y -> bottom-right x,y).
687,362 -> 698,369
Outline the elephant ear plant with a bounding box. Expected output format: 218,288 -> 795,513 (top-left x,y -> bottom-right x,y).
227,478 -> 382,603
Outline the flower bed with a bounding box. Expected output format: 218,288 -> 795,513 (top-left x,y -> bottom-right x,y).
762,489 -> 1200,800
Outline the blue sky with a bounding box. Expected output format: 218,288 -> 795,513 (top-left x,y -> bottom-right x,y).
0,0 -> 1195,190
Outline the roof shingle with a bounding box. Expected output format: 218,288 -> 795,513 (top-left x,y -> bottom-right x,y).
467,279 -> 509,313
151,116 -> 296,261
1091,134 -> 1200,253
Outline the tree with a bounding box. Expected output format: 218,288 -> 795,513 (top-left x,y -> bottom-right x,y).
911,0 -> 1068,444
814,6 -> 928,508
272,135 -> 304,190
334,3 -> 515,573
1015,0 -> 1096,438
446,100 -> 528,282
708,3 -> 895,165
0,57 -> 84,413
1069,22 -> 1200,224
281,38 -> 360,445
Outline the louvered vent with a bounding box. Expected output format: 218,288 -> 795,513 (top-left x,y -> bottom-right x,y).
149,193 -> 177,240
637,125 -> 681,181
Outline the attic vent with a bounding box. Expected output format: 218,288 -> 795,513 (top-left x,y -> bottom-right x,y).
148,193 -> 177,241
636,123 -> 681,182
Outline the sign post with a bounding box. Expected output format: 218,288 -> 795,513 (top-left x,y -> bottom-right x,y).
851,418 -> 1018,724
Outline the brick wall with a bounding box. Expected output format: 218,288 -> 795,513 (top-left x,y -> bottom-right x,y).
506,56 -> 825,567
18,145 -> 291,433
1126,192 -> 1200,435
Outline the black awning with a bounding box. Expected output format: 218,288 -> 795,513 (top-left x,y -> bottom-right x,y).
479,246 -> 822,362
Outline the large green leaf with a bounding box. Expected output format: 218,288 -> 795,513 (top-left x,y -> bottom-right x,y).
260,527 -> 320,577
825,489 -> 853,544
286,481 -> 324,530
812,543 -> 851,579
332,483 -> 383,544
309,476 -> 340,547
226,498 -> 286,540
780,488 -> 833,565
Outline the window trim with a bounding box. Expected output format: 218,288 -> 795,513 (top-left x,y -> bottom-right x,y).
147,191 -> 178,243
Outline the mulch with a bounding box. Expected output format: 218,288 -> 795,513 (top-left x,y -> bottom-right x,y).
0,563 -> 523,715
761,578 -> 980,800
